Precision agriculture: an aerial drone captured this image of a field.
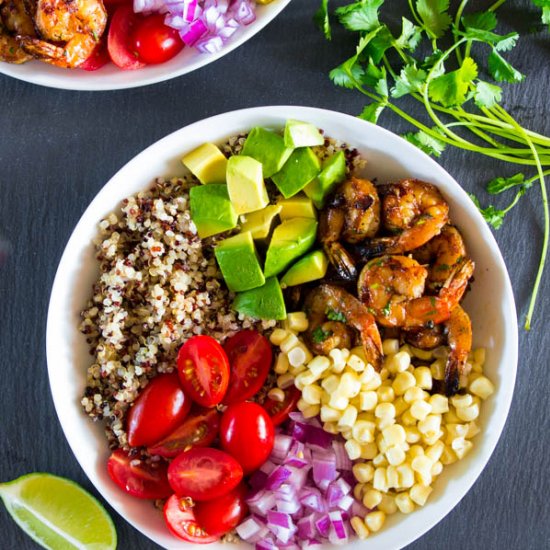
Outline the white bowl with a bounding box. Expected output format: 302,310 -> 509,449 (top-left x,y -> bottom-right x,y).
46,106 -> 518,549
0,1 -> 290,91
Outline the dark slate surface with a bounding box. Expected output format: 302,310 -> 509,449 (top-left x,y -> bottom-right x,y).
0,0 -> 549,548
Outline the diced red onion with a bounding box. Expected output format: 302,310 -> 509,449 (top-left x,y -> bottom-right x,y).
302,540 -> 322,549
133,0 -> 166,13
297,516 -> 316,539
260,460 -> 277,475
315,514 -> 330,538
329,511 -> 349,542
337,495 -> 355,511
248,490 -> 277,516
272,434 -> 293,462
236,516 -> 263,540
183,0 -> 199,21
332,440 -> 353,471
249,470 -> 268,490
267,510 -> 293,530
313,459 -> 337,488
179,18 -> 207,46
276,497 -> 301,515
256,539 -> 277,550
230,0 -> 256,25
351,499 -> 370,517
266,466 -> 292,490
299,487 -> 325,513
195,35 -> 223,53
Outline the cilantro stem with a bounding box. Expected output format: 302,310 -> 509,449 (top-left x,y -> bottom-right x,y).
407,0 -> 424,29
488,0 -> 507,12
454,0 -> 470,64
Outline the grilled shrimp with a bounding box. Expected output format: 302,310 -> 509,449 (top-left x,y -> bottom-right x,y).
319,177 -> 380,281
304,283 -> 383,370
357,179 -> 449,259
444,304 -> 472,396
403,324 -> 445,350
358,254 -> 474,328
0,0 -> 34,63
414,225 -> 466,293
18,0 -> 106,68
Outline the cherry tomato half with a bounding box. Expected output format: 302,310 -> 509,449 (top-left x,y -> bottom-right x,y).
263,385 -> 301,426
194,483 -> 248,538
177,335 -> 230,408
126,373 -> 191,448
148,407 -> 220,458
130,13 -> 184,65
80,39 -> 110,71
167,448 -> 243,501
222,330 -> 272,406
107,449 -> 172,499
107,4 -> 146,70
220,402 -> 275,474
164,494 -> 218,544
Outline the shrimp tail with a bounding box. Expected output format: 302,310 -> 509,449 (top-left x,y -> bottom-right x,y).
325,242 -> 357,281
444,355 -> 461,396
360,322 -> 384,371
353,238 -> 393,261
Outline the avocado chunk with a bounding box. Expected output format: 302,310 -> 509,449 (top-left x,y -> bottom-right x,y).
272,148 -> 321,199
182,143 -> 228,184
284,119 -> 324,148
214,232 -> 265,292
233,277 -> 287,320
304,151 -> 347,208
277,194 -> 317,220
240,205 -> 282,240
280,250 -> 329,287
241,127 -> 294,178
226,156 -> 269,215
264,217 -> 318,278
189,184 -> 237,238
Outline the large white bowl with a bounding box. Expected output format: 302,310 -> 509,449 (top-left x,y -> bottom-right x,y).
0,1 -> 290,91
46,106 -> 518,549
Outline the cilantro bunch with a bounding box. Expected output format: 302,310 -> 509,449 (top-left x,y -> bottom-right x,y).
315,0 -> 549,330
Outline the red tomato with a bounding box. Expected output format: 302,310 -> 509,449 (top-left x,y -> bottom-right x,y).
107,449 -> 171,499
194,483 -> 248,538
177,335 -> 230,408
168,448 -> 243,501
126,373 -> 191,448
80,39 -> 110,71
222,331 -> 272,405
148,407 -> 220,458
107,4 -> 146,70
220,402 -> 275,474
263,386 -> 301,426
130,13 -> 184,65
164,495 -> 218,543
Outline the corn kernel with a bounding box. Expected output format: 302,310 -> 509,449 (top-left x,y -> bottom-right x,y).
412,366 -> 432,390
321,374 -> 339,393
415,468 -> 433,486
372,453 -> 388,468
267,387 -> 285,402
376,385 -> 395,403
347,354 -> 366,372
338,405 -> 358,429
307,355 -> 330,378
378,493 -> 397,515
363,488 -> 382,509
375,402 -> 396,419
320,405 -> 340,423
350,516 -> 369,539
389,397 -> 406,418
395,492 -> 415,514
431,461 -> 443,476
359,442 -> 377,460
425,440 -> 445,462
451,394 -> 473,408
353,463 -> 375,483
410,400 -> 432,421
403,427 -> 419,444
303,404 -> 321,419
400,409 -> 417,426
445,424 -> 469,444
440,445 -> 457,465
474,348 -> 486,365
352,420 -> 376,443
274,353 -> 289,374
286,312 -> 308,332
339,371 -> 362,398
323,421 -> 339,434
376,416 -> 396,431
386,446 -> 406,466
353,483 -> 365,500
452,437 -> 473,459
429,394 -> 449,414
443,408 -> 461,423
404,386 -> 428,404
280,333 -> 299,354
329,348 -> 346,373
329,393 -> 349,411
358,391 -> 378,412
362,371 -> 382,391
373,467 -> 388,492
423,431 -> 444,446
287,346 -> 306,367
276,373 -> 294,389
289,364 -> 306,376
270,328 -> 288,346
430,359 -> 445,380
418,414 -> 441,437
376,433 -> 389,454
456,403 -> 480,422
397,463 -> 415,488
382,338 -> 400,355
382,424 -> 406,446
297,398 -> 308,412
389,351 -> 411,373
466,421 -> 481,439
341,429 -> 352,440
296,371 -> 319,390
410,484 -> 432,506
410,347 -> 433,361
469,376 -> 495,399
365,510 -> 386,532
393,371 -> 416,395
302,384 -> 322,405
345,439 -> 362,460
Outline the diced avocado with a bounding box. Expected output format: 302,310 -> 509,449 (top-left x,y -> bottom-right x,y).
241,127 -> 294,178
182,143 -> 227,184
304,151 -> 347,209
226,156 -> 269,215
264,217 -> 318,278
277,194 -> 317,220
233,277 -> 287,320
240,205 -> 282,240
284,119 -> 324,148
214,232 -> 265,292
189,184 -> 237,238
272,148 -> 321,199
280,250 -> 329,287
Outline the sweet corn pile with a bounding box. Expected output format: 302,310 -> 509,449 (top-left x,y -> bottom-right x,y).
270,312 -> 495,539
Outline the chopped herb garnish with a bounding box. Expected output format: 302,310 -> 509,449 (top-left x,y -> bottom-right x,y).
381,301 -> 392,316
312,327 -> 332,343
326,308 -> 347,322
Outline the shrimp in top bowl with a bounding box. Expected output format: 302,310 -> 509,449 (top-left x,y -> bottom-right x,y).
0,0 -> 34,63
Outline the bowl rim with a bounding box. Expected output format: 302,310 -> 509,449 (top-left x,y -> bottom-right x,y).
46,105 -> 519,550
0,0 -> 291,91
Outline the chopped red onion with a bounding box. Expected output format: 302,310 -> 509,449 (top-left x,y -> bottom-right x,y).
272,434 -> 293,461
260,460 -> 277,475
183,0 -> 199,21
266,466 -> 292,490
236,516 -> 263,540
230,0 -> 256,24
315,514 -> 330,538
133,0 -> 166,13
332,440 -> 353,471
329,511 -> 349,543
179,18 -> 207,46
195,35 -> 223,53
312,459 -> 337,489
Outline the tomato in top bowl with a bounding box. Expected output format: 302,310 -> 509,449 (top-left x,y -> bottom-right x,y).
223,330 -> 272,405
263,385 -> 301,426
164,494 -> 219,544
177,335 -> 230,407
108,4 -> 146,70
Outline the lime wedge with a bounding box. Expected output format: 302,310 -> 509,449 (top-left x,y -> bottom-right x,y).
0,473 -> 117,550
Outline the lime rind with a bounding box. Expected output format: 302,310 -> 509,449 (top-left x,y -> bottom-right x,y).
0,473 -> 117,550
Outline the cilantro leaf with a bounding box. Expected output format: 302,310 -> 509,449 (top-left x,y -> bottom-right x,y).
364,25 -> 394,64
428,56 -> 478,107
416,0 -> 452,38
488,49 -> 525,83
326,308 -> 347,322
314,0 -> 331,40
486,173 -> 531,194
403,129 -> 446,157
532,0 -> 550,28
462,11 -> 498,31
312,327 -> 332,343
335,0 -> 384,32
474,80 -> 503,108
396,17 -> 423,51
359,102 -> 386,123
469,194 -> 506,229
457,28 -> 519,52
391,63 -> 427,98
330,60 -> 364,89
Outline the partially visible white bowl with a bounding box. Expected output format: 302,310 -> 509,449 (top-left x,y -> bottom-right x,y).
0,1 -> 290,91
46,106 -> 518,549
